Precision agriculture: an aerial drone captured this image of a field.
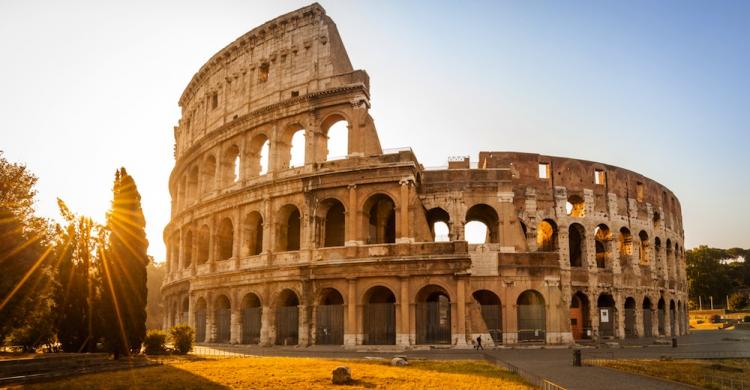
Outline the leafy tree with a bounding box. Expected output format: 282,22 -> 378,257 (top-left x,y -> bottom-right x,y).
146,259 -> 165,330
0,152 -> 53,343
728,291 -> 749,311
170,325 -> 194,355
687,246 -> 735,305
100,168 -> 149,357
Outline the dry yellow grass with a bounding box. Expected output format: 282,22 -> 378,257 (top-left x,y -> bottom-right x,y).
23,356 -> 533,389
591,358 -> 750,389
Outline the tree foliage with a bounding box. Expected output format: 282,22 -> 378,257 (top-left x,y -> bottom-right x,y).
687,245 -> 750,307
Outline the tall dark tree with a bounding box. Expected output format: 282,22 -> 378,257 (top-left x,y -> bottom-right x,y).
0,152 -> 54,343
101,168 -> 149,357
687,245 -> 738,306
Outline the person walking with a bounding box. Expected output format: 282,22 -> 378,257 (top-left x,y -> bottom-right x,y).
476,335 -> 484,350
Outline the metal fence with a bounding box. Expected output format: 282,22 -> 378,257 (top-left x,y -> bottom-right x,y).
315,304 -> 344,345
480,304 -> 502,344
416,301 -> 451,344
195,310 -> 207,342
215,309 -> 231,343
484,353 -> 567,390
363,303 -> 395,345
643,310 -> 653,337
517,304 -> 546,342
275,306 -> 298,346
241,307 -> 261,344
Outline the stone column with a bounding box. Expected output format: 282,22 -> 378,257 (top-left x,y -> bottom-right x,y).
298,304 -> 310,346
456,278 -> 468,347
345,279 -> 357,346
233,208 -> 242,269
396,178 -> 413,243
262,197 -> 272,264
345,184 -> 359,246
230,308 -> 241,344
616,296 -> 625,340
260,306 -> 272,346
398,277 -> 410,346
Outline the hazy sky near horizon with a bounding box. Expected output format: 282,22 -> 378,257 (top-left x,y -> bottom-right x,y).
1,1 -> 748,262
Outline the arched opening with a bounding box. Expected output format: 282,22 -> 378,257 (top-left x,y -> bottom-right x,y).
566,195 -> 585,217
568,223 -> 585,267
639,230 -> 650,265
217,218 -> 234,260
181,297 -> 189,325
323,116 -> 348,161
202,155 -> 217,194
243,211 -> 263,256
363,286 -> 396,345
363,194 -> 395,244
319,199 -> 345,248
182,229 -> 193,269
624,297 -> 637,338
197,225 -> 210,264
473,290 -> 502,344
416,285 -> 451,344
276,205 -> 301,251
275,289 -> 299,345
171,302 -> 178,327
177,177 -> 186,209
171,234 -> 181,273
288,127 -> 306,168
619,227 -> 633,269
598,294 -> 616,338
221,145 -> 240,186
465,204 -> 499,244
669,299 -> 676,336
214,295 -> 231,343
642,297 -> 653,337
188,166 -> 199,203
536,219 -> 558,251
594,224 -> 610,269
246,134 -> 270,176
195,298 -> 207,343
241,293 -> 262,344
657,298 -> 666,336
517,290 -> 546,342
654,237 -> 662,273
316,288 -> 344,345
426,207 -> 451,242
570,292 -> 591,340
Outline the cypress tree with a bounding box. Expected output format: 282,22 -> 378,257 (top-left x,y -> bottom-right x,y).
101,168 -> 149,357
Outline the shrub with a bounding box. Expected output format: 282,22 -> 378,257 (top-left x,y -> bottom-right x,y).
728,292 -> 749,311
709,314 -> 722,324
143,329 -> 168,355
170,325 -> 194,355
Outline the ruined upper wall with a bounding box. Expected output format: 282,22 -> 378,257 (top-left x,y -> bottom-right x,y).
174,3 -> 366,158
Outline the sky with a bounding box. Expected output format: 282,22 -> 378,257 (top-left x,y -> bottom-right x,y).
1,0 -> 748,262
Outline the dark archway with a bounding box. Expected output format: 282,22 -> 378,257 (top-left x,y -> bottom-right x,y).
363,194 -> 396,244
597,293 -> 616,338
426,207 -> 451,242
517,290 -> 546,342
569,223 -> 585,267
642,297 -> 653,337
241,293 -> 262,344
416,285 -> 451,344
275,289 -> 300,345
473,290 -> 502,344
276,205 -> 301,251
195,298 -> 207,343
214,295 -> 231,343
657,298 -> 666,336
320,199 -> 346,247
363,286 -> 396,345
316,288 -> 344,345
536,219 -> 558,251
624,297 -> 637,338
570,292 -> 591,340
217,218 -> 234,260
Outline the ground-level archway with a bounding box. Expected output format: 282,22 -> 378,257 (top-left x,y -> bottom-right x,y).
316,288 -> 344,345
195,298 -> 207,343
642,297 -> 653,337
473,290 -> 502,344
214,295 -> 231,343
657,298 -> 666,336
624,297 -> 637,338
416,285 -> 451,344
362,286 -> 396,345
517,290 -> 546,342
598,293 -> 616,338
275,289 -> 299,345
241,293 -> 262,344
570,292 -> 590,340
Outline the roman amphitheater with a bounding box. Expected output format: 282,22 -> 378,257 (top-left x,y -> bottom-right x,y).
161,3 -> 687,348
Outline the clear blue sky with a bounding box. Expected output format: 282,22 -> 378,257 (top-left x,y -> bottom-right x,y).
1,1 -> 748,261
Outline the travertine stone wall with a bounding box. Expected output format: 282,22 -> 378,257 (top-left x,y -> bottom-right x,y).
162,3 -> 688,347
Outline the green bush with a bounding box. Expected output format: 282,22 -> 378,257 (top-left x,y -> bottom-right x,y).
170,325 -> 194,355
143,329 -> 168,355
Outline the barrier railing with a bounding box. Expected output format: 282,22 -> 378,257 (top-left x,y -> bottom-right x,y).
483,353 -> 567,390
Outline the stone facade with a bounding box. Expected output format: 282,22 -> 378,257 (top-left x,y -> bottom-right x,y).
161,3 -> 687,347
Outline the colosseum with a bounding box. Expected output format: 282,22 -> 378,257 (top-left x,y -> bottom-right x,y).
162,3 -> 688,348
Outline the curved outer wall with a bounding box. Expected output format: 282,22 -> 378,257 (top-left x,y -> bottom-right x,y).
162,3 -> 687,347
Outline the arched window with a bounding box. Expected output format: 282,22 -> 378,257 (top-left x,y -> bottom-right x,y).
568,223 -> 585,267
183,229 -> 193,268
171,233 -> 181,272
566,195 -> 585,217
286,125 -> 306,168
243,211 -> 263,256
221,145 -> 240,186
619,227 -> 633,268
217,218 -> 234,260
426,207 -> 451,242
247,134 -> 270,176
639,230 -> 649,265
536,219 -> 558,251
594,224 -> 610,269
322,115 -> 348,161
188,166 -> 199,203
363,194 -> 396,244
277,205 -> 301,251
202,155 -> 217,194
197,225 -> 210,264
465,204 -> 499,244
319,199 -> 346,247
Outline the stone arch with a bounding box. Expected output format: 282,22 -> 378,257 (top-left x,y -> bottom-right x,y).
566,194 -> 585,217
221,144 -> 241,186
197,224 -> 210,264
362,193 -> 396,244
472,290 -> 502,344
426,207 -> 451,242
276,204 -> 301,251
416,285 -> 451,344
182,229 -> 193,269
642,297 -> 653,337
217,217 -> 234,260
195,297 -> 208,342
275,289 -> 300,345
657,297 -> 666,336
315,288 -> 344,345
619,227 -> 633,269
594,224 -> 611,269
214,295 -> 231,343
321,113 -> 350,161
568,223 -> 585,267
242,211 -> 264,256
181,296 -> 189,325
246,133 -> 271,176
317,198 -> 346,248
201,155 -> 217,194
669,299 -> 676,336
517,290 -> 546,342
570,291 -> 591,340
171,232 -> 181,272
362,286 -> 396,345
536,219 -> 558,251
624,297 -> 637,337
597,293 -> 617,338
639,230 -> 650,265
188,165 -> 199,203
240,292 -> 262,344
465,203 -> 500,244
280,123 -> 307,169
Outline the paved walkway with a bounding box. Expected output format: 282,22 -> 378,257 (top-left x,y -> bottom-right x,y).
193,329 -> 750,390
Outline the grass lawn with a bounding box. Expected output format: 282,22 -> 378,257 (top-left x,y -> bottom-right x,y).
23,356 -> 533,389
590,358 -> 750,389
